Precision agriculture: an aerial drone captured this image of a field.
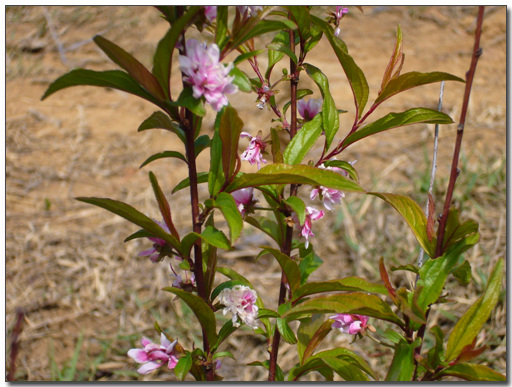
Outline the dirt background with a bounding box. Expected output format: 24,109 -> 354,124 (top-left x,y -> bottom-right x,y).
6,6 -> 506,381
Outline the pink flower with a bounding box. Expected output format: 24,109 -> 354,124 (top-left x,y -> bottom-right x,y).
204,6 -> 217,23
330,314 -> 368,335
334,6 -> 349,36
310,161 -> 356,210
172,273 -> 196,289
127,333 -> 179,375
293,206 -> 325,248
298,98 -> 322,121
218,285 -> 259,329
231,187 -> 257,216
179,39 -> 238,111
138,220 -> 175,263
240,132 -> 267,169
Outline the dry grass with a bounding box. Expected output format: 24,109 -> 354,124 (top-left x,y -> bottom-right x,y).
6,6 -> 506,381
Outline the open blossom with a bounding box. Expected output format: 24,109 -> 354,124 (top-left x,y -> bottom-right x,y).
127,333 -> 179,375
241,132 -> 267,169
218,285 -> 259,329
204,6 -> 217,23
330,314 -> 368,335
138,220 -> 174,263
298,98 -> 322,121
293,206 -> 325,248
231,187 -> 257,216
310,161 -> 356,210
179,39 -> 237,111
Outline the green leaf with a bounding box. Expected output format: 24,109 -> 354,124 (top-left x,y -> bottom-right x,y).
211,320 -> 238,353
172,172 -> 209,194
303,22 -> 323,53
427,325 -> 445,370
303,63 -> 339,150
270,128 -> 283,164
311,15 -> 369,118
261,247 -> 301,293
215,6 -> 229,48
342,108 -> 454,149
445,257 -> 504,362
245,216 -> 283,246
266,31 -> 288,80
194,135 -> 211,157
200,226 -> 231,250
283,292 -> 404,327
277,318 -> 297,344
441,207 -> 479,253
257,308 -> 280,319
369,193 -> 434,257
41,69 -> 162,107
230,67 -> 252,93
226,163 -> 365,193
137,111 -> 185,143
323,159 -> 359,182
437,363 -> 505,382
299,317 -> 331,364
416,233 -> 480,314
140,151 -> 187,168
376,71 -> 465,105
288,358 -> 332,381
234,49 -> 266,66
298,252 -> 323,286
283,113 -> 322,165
76,197 -> 181,253
124,229 -> 154,242
247,361 -> 284,382
219,106 -> 244,183
385,338 -> 418,381
212,192 -> 243,243
209,109 -> 225,196
266,42 -> 298,64
284,196 -> 306,225
286,6 -> 311,41
322,357 -> 370,381
211,280 -> 247,303
174,352 -> 192,381
212,351 -> 235,361
380,25 -> 404,93
310,348 -> 377,381
162,287 -> 218,345
152,6 -> 201,97
234,19 -> 297,51
173,87 -> 206,117
293,277 -> 388,301
452,259 -> 472,286
148,171 -> 180,239
93,35 -> 165,100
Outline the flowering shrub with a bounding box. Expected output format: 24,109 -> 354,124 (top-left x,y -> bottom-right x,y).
42,6 -> 504,382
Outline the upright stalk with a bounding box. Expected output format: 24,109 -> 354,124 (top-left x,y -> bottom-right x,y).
435,6 -> 484,258
268,27 -> 298,382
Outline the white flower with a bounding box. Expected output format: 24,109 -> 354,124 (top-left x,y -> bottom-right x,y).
218,285 -> 259,329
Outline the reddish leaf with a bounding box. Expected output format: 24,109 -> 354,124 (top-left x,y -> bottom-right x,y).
149,172 -> 180,240
426,193 -> 435,242
379,257 -> 397,303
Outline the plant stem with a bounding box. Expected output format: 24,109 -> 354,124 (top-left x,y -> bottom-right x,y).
268,26 -> 298,382
434,6 -> 484,258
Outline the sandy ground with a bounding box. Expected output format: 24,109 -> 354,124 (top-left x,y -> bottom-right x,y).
6,6 -> 506,381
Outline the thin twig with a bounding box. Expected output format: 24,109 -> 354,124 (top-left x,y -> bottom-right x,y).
42,7 -> 69,67
435,6 -> 485,258
7,309 -> 25,381
417,81 -> 445,268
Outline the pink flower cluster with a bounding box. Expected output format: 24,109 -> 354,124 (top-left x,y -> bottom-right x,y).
330,314 -> 368,335
218,285 -> 259,329
127,333 -> 179,375
310,161 -> 355,210
293,206 -> 325,249
240,132 -> 268,169
334,6 -> 349,36
179,39 -> 238,111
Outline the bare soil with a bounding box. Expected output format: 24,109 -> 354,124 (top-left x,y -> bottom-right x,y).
6,6 -> 506,381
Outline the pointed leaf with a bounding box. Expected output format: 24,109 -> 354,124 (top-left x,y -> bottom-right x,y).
442,207 -> 479,252
379,257 -> 397,303
219,106 -> 244,182
385,338 -> 417,381
283,114 -> 323,165
310,348 -> 377,381
369,192 -> 434,257
234,49 -> 266,66
230,67 -> 252,93
303,63 -> 339,149
233,19 -> 297,50
297,314 -> 325,363
93,35 -> 165,100
293,277 -> 388,301
266,31 -> 288,80
284,196 -> 306,225
226,164 -> 365,193
41,69 -> 162,107
322,357 -> 369,381
266,42 -> 297,64
172,172 -> 209,194
323,159 -> 359,182
148,171 -> 180,239
445,257 -> 504,362
174,352 -> 192,381
200,226 -> 231,250
311,15 -> 369,118
209,109 -> 225,196
286,6 -> 311,41
380,25 -> 404,93
375,71 -> 464,105
437,363 -> 505,382
298,252 -> 323,286
261,247 -> 301,293
301,318 -> 332,364
162,287 -> 218,346
137,111 -> 185,143
343,108 -> 454,149
215,6 -> 229,48
283,292 -> 404,327
245,216 -> 283,246
270,128 -> 283,164
173,87 -> 206,116
140,151 -> 187,168
277,318 -> 297,344
212,192 -> 243,243
76,197 -> 181,253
